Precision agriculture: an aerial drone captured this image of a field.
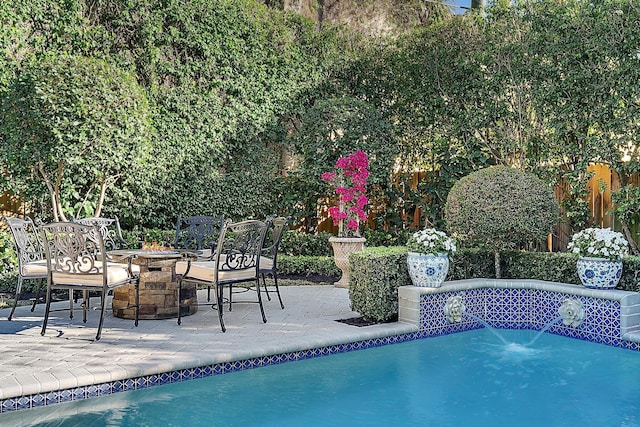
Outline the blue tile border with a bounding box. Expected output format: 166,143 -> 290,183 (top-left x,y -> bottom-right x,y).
0,331 -> 420,413
3,279 -> 640,414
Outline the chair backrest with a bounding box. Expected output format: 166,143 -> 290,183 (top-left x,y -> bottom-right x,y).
214,219 -> 270,278
40,222 -> 107,278
174,215 -> 225,251
2,215 -> 45,274
262,216 -> 289,261
75,217 -> 127,251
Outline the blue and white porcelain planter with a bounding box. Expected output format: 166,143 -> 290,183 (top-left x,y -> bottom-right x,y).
407,252 -> 449,287
576,256 -> 623,289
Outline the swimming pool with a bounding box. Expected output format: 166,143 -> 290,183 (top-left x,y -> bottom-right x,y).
4,328 -> 639,426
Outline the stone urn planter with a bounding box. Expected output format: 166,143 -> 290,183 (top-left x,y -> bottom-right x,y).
329,236 -> 366,288
576,256 -> 623,289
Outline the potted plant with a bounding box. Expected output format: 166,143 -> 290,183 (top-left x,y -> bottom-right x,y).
322,150 -> 369,288
567,227 -> 629,289
406,228 -> 457,287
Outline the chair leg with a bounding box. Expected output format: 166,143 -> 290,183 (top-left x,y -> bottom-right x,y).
31,278 -> 45,312
255,278 -> 267,324
69,291 -> 74,319
40,283 -> 53,336
207,285 -> 211,302
82,290 -> 89,323
8,277 -> 22,321
273,272 -> 284,309
177,278 -> 184,326
95,292 -> 107,341
134,279 -> 140,327
217,284 -> 226,333
261,274 -> 272,301
228,284 -> 233,311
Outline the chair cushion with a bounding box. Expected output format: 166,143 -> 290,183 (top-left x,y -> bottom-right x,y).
259,256 -> 274,271
52,262 -> 132,287
175,260 -> 257,283
22,260 -> 48,276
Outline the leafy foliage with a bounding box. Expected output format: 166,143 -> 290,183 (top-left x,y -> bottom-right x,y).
0,55 -> 152,220
349,246 -> 411,322
445,166 -> 559,250
445,166 -> 559,277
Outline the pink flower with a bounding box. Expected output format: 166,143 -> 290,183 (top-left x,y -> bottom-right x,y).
356,195 -> 368,210
321,172 -> 336,182
322,150 -> 369,237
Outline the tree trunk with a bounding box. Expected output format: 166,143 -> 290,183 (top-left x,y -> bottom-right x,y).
621,221 -> 640,256
494,249 -> 501,279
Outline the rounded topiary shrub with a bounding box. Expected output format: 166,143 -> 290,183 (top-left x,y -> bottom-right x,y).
445,166 -> 559,278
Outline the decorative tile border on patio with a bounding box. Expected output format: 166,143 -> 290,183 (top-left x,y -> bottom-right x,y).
399,278 -> 640,350
0,332 -> 421,413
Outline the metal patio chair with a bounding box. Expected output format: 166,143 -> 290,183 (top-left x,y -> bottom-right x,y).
40,222 -> 139,341
259,216 -> 289,309
75,216 -> 129,251
174,215 -> 225,301
2,215 -> 48,320
176,219 -> 270,332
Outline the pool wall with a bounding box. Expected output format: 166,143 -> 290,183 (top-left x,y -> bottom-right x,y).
399,278 -> 640,350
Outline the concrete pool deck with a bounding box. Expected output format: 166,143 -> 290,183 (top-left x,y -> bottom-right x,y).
0,285 -> 417,409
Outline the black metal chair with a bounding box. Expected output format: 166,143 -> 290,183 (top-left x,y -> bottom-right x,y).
1,216 -> 48,320
176,219 -> 270,332
260,216 -> 289,309
40,222 -> 140,341
174,215 -> 225,301
75,216 -> 129,251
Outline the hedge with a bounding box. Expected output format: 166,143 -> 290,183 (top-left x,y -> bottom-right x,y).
348,246 -> 640,322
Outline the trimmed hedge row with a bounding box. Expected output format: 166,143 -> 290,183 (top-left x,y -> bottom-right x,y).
349,246 -> 640,322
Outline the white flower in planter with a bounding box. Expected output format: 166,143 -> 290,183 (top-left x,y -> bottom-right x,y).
407,228 -> 457,256
567,228 -> 629,260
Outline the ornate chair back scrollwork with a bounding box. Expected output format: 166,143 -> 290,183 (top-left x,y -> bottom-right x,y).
176,219 -> 271,332
174,215 -> 225,252
260,216 -> 289,309
174,215 -> 225,301
75,217 -> 128,251
40,222 -> 139,341
1,216 -> 48,320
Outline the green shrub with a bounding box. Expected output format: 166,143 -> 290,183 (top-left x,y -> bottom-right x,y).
445,166 -> 559,278
349,246 -> 411,322
278,255 -> 340,277
348,246 -> 639,323
448,248 -> 495,280
361,228 -> 411,247
0,230 -> 18,292
280,231 -> 333,256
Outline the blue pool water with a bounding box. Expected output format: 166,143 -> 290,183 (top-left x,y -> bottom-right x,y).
3,329 -> 640,427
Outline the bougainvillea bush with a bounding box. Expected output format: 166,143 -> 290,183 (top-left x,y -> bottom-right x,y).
322,150 -> 369,236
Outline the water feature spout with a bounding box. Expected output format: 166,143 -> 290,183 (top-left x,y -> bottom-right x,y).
444,296 -> 465,323
558,299 -> 585,328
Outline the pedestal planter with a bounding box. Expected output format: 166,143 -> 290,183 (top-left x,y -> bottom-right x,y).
329,236 -> 366,288
576,256 -> 623,289
407,252 -> 449,287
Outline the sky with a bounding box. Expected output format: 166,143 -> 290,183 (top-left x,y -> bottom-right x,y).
451,0 -> 473,13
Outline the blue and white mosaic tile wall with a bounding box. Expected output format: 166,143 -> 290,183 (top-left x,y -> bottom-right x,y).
400,279 -> 640,351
